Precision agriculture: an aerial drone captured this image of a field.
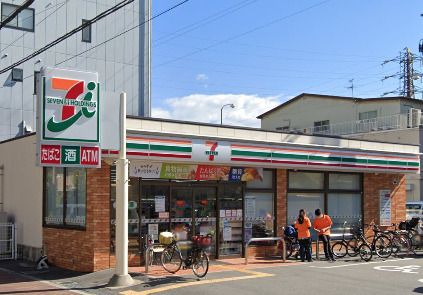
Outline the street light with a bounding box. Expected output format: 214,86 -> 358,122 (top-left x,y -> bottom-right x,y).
220,103 -> 235,125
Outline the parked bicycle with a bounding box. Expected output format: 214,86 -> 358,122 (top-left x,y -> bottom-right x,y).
160,231 -> 211,278
399,217 -> 421,254
331,221 -> 359,258
383,223 -> 411,255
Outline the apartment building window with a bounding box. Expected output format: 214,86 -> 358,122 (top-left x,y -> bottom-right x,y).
314,120 -> 330,133
81,19 -> 92,43
359,110 -> 377,121
1,3 -> 35,32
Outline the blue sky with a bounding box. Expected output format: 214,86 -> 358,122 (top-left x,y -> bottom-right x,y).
150,0 -> 423,126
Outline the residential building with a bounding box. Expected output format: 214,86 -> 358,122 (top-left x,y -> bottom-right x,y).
0,0 -> 151,141
258,93 -> 423,201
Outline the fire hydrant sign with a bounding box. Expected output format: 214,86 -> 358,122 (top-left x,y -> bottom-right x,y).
37,67 -> 101,168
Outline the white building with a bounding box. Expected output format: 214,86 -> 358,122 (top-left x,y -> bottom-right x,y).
258,93 -> 423,201
0,0 -> 151,141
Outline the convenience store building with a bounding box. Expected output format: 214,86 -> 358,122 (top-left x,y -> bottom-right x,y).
0,117 -> 419,271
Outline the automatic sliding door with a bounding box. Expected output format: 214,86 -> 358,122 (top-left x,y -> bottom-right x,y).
170,188 -> 193,240
194,187 -> 217,257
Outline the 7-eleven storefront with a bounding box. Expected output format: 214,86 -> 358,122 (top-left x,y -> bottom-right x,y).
39,118 -> 419,271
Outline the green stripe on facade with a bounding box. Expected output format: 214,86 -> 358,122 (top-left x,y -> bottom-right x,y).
408,162 -> 420,167
127,143 -> 149,150
150,144 -> 192,153
273,152 -> 308,160
232,150 -> 271,158
308,155 -> 343,162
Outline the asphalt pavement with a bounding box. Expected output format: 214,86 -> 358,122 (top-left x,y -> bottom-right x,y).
1,256 -> 423,295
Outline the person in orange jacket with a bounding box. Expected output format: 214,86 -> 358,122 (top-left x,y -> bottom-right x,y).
294,209 -> 312,262
313,208 -> 335,261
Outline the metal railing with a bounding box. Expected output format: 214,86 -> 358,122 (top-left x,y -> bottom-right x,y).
302,113 -> 411,136
0,223 -> 17,260
245,237 -> 286,265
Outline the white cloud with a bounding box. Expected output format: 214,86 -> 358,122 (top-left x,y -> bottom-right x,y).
152,93 -> 281,128
195,73 -> 208,81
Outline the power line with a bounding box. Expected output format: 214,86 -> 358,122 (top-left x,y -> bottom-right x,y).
0,0 -> 35,30
0,0 -> 135,75
153,0 -> 331,69
153,0 -> 258,47
55,0 -> 190,66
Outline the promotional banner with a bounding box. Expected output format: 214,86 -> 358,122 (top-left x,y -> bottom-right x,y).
130,162 -> 263,182
379,190 -> 392,226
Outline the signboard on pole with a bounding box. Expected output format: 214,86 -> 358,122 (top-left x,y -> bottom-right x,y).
37,67 -> 101,168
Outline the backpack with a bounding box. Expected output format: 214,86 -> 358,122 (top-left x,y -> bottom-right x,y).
284,225 -> 296,237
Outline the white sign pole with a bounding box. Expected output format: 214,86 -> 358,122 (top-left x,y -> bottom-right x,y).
108,93 -> 133,287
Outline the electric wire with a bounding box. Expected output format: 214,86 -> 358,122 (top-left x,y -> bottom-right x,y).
0,0 -> 136,75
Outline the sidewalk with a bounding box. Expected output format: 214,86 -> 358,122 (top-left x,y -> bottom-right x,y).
0,257 -> 296,295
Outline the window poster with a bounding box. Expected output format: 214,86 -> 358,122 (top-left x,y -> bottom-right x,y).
155,195 -> 166,212
245,197 -> 256,218
148,223 -> 159,240
379,190 -> 392,226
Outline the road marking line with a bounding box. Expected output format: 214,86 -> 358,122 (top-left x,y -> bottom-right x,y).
120,267 -> 274,295
309,258 -> 414,269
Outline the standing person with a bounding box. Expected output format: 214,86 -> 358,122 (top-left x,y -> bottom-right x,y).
313,208 -> 335,261
294,209 -> 312,262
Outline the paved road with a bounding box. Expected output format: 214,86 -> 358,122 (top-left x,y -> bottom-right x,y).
119,257 -> 423,295
1,257 -> 423,295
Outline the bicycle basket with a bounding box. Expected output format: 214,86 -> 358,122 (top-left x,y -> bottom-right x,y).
159,232 -> 174,245
192,235 -> 212,248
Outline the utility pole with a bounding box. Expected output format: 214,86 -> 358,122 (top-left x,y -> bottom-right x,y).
346,79 -> 354,97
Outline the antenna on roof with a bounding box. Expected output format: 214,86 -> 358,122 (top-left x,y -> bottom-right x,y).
346,79 -> 354,98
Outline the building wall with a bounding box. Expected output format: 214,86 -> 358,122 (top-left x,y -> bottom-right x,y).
43,162 -> 110,271
363,173 -> 406,227
0,135 -> 42,259
348,128 -> 422,202
260,95 -> 401,131
0,0 -> 144,141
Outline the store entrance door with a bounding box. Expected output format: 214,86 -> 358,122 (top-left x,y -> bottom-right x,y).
170,187 -> 217,257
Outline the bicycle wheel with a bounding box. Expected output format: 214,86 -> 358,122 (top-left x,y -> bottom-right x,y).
374,235 -> 392,259
359,243 -> 372,261
332,241 -> 347,258
161,245 -> 182,274
347,238 -> 360,257
284,239 -> 293,259
192,249 -> 209,278
392,234 -> 410,255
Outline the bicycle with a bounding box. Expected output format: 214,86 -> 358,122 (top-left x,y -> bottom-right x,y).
161,233 -> 211,278
383,223 -> 411,256
349,223 -> 392,260
331,221 -> 359,258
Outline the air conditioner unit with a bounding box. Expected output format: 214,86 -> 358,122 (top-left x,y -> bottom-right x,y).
408,108 -> 422,127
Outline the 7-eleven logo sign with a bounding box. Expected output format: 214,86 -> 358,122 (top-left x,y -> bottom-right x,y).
205,141 -> 219,161
40,68 -> 99,143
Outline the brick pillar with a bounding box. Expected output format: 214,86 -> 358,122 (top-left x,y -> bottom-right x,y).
43,161 -> 111,272
363,173 -> 406,228
276,169 -> 288,236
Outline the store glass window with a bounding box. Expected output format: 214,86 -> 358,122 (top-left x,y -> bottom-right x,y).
246,170 -> 273,189
44,167 -> 86,228
329,173 -> 360,190
141,185 -> 169,244
110,174 -> 140,253
65,168 -> 86,226
289,171 -> 324,190
245,192 -> 274,240
45,168 -> 64,225
327,193 -> 361,231
287,193 -> 324,225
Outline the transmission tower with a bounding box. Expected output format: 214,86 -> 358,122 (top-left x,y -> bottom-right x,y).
381,47 -> 422,98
